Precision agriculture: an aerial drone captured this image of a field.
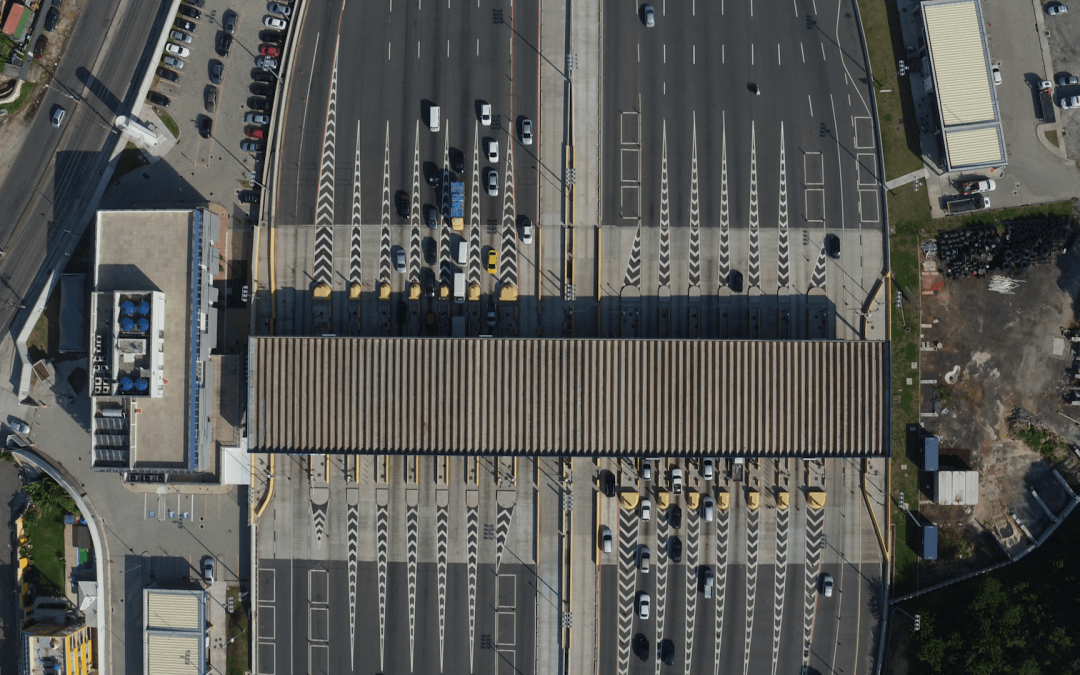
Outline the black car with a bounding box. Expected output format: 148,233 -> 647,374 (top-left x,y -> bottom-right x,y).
658,639 -> 675,666
260,30 -> 284,44
825,233 -> 840,259
183,0 -> 204,7
178,5 -> 200,19
396,301 -> 408,325
210,61 -> 223,85
632,634 -> 649,662
668,537 -> 682,562
729,269 -> 743,293
423,237 -> 437,265
600,470 -> 616,497
176,18 -> 196,32
239,191 -> 260,204
451,149 -> 465,173
147,91 -> 171,108
200,117 -> 213,138
420,268 -> 436,298
248,98 -> 269,112
223,10 -> 238,35
44,7 -> 59,31
249,84 -> 273,97
252,70 -> 274,83
156,67 -> 179,82
217,34 -> 232,58
669,505 -> 682,530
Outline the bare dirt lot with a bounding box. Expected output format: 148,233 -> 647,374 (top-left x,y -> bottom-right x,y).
916,222 -> 1080,578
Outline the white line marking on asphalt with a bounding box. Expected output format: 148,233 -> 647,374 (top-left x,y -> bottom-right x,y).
390,0 -> 392,11
830,94 -> 845,231
751,43 -> 755,65
813,0 -> 818,14
723,44 -> 725,63
808,95 -> 814,117
794,0 -> 798,15
777,43 -> 781,65
693,45 -> 696,65
801,42 -> 806,63
387,42 -> 391,60
664,44 -> 666,63
476,38 -> 479,55
750,0 -> 754,16
447,39 -> 449,57
293,33 -> 321,224
821,43 -> 826,60
693,0 -> 696,15
638,43 -> 640,62
417,40 -> 420,58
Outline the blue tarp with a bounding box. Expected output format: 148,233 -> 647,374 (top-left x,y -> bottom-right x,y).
923,436 -> 939,471
921,524 -> 938,560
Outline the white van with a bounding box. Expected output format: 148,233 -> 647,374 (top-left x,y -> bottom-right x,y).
453,272 -> 465,303
429,105 -> 441,132
457,240 -> 468,266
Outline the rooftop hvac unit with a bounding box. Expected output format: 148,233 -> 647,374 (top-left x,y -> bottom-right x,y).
121,300 -> 135,316
119,377 -> 134,392
137,300 -> 150,315
135,378 -> 148,392
137,318 -> 149,331
120,317 -> 136,332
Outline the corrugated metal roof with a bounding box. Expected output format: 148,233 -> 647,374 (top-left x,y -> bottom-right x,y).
945,127 -> 1004,167
935,470 -> 980,505
924,1 -> 994,125
146,634 -> 202,675
248,338 -> 889,457
146,592 -> 201,630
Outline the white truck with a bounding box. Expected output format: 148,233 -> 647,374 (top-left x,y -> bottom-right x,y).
453,272 -> 466,303
959,179 -> 996,195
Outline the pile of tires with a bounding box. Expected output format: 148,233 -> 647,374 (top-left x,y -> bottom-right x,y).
936,216 -> 1077,280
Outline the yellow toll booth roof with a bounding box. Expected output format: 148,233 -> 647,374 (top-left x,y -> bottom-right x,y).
807,489 -> 827,509
777,491 -> 790,510
498,284 -> 519,302
747,491 -> 760,510
408,282 -> 421,300
349,282 -> 361,300
467,282 -> 481,301
656,490 -> 670,511
619,491 -> 640,510
686,492 -> 700,510
715,492 -> 730,510
378,282 -> 391,300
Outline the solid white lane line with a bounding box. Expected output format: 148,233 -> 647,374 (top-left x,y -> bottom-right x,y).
388,42 -> 391,60
808,95 -> 814,117
801,42 -> 806,63
638,43 -> 640,62
723,44 -> 725,63
751,43 -> 755,66
476,39 -> 479,55
830,94 -> 845,231
794,0 -> 798,15
447,40 -> 449,57
664,44 -> 666,63
821,42 -> 826,60
693,45 -> 696,65
417,40 -> 421,58
812,0 -> 818,14
777,43 -> 781,65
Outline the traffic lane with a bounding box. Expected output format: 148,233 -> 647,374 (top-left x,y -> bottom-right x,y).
832,560 -> 878,675
509,0 -> 540,244
776,562 -> 812,674
807,562 -> 841,675
277,0 -> 340,226
717,567 -> 747,675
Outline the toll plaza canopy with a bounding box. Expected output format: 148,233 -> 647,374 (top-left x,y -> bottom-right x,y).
247,337 -> 889,458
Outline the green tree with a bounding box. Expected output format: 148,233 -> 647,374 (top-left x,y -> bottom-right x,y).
25,477 -> 77,515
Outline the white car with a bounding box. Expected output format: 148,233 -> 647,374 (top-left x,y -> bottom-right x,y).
1058,74 -> 1079,86
202,556 -> 215,584
394,249 -> 407,273
246,112 -> 270,124
1047,2 -> 1069,14
256,56 -> 278,69
701,458 -> 714,481
671,467 -> 683,495
165,43 -> 190,58
821,573 -> 834,597
600,526 -> 612,554
264,15 -> 288,28
486,138 -> 499,163
991,65 -> 1001,86
486,169 -> 499,196
1062,95 -> 1080,109
641,459 -> 652,481
480,102 -> 492,126
701,496 -> 714,522
163,55 -> 184,69
268,2 -> 292,16
520,216 -> 533,245
637,592 -> 650,619
169,30 -> 192,44
637,545 -> 650,573
520,117 -> 533,145
640,498 -> 652,521
10,419 -> 30,434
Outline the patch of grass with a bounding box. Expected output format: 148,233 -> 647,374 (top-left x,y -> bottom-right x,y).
225,586 -> 249,675
26,287 -> 62,363
938,529 -> 973,561
856,0 -> 924,180
0,80 -> 40,117
934,386 -> 952,406
114,142 -> 149,181
154,107 -> 179,139
1045,129 -> 1060,147
1009,421 -> 1065,463
0,35 -> 14,64
21,502 -> 67,596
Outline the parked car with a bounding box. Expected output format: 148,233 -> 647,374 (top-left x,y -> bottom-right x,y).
246,112 -> 270,124
170,30 -> 192,44
165,43 -> 190,58
156,66 -> 179,82
184,0 -> 204,7
200,117 -> 213,138
210,60 -> 223,85
178,5 -> 200,19
217,34 -> 233,58
519,215 -> 533,244
163,55 -> 184,69
240,140 -> 263,153
600,527 -> 613,554
260,45 -> 280,57
246,128 -> 265,139
822,573 -> 834,597
826,233 -> 841,259
176,19 -> 197,32
249,98 -> 270,111
44,7 -> 59,31
239,191 -> 260,204
250,84 -> 273,97
34,35 -> 47,59
1047,2 -> 1069,14
1062,95 -> 1080,110
1058,74 -> 1079,86
267,2 -> 292,16
147,91 -> 171,108
991,64 -> 1001,85
260,30 -> 284,44
205,86 -> 217,113
600,470 -> 616,497
252,70 -> 274,83
202,556 -> 215,583
10,419 -> 30,434
223,10 -> 238,34
264,15 -> 287,28
256,56 -> 278,69
50,105 -> 65,127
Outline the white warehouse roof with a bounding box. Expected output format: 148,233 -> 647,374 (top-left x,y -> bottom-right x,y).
935,470 -> 980,505
247,338 -> 889,458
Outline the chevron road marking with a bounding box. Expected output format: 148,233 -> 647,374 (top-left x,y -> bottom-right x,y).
380,123 -> 392,283
718,116 -> 731,286
350,120 -> 362,285
439,127 -> 452,284
624,223 -> 642,288
467,502 -> 479,671
495,501 -> 515,573
810,244 -> 828,289
437,503 -> 449,672
313,38 -> 340,285
377,504 -> 389,670
311,501 -> 327,544
743,508 -> 759,675
499,132 -> 518,285
617,501 -> 639,674
713,508 -> 730,675
689,112 -> 701,289
658,121 -> 671,289
409,121 -> 422,282
347,495 -> 359,669
801,506 -> 826,672
654,517 -> 669,675
469,125 -> 482,286
407,504 -> 419,671
748,122 -> 761,290
776,122 -> 790,289
684,510 -> 700,675
771,506 -> 790,675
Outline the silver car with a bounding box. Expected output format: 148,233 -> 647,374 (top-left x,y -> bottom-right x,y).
394,249 -> 407,273
486,169 -> 499,196
163,55 -> 184,69
202,556 -> 215,584
268,2 -> 292,16
246,112 -> 270,125
256,56 -> 278,69
10,419 -> 30,434
520,117 -> 533,145
169,30 -> 192,44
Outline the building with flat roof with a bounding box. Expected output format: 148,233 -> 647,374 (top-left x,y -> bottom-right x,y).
21,624 -> 93,675
88,209 -> 229,481
143,588 -> 206,675
921,0 -> 1007,172
248,337 -> 889,458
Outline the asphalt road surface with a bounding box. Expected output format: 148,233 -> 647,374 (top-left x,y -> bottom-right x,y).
0,0 -> 178,336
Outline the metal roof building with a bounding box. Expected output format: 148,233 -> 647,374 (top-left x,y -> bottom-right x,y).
143,588 -> 206,675
921,0 -> 1007,171
247,338 -> 889,458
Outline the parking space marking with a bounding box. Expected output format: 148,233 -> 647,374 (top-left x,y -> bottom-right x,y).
684,510 -> 700,675
743,507 -> 760,675
410,122 -> 422,281
771,506 -> 790,675
377,502 -> 389,670
380,123 -> 392,283
313,39 -> 340,285
713,506 -> 730,675
718,117 -> 731,286
689,113 -> 701,289
469,126 -> 483,286
859,189 -> 881,223
407,502 -> 419,670
801,504 -> 826,671
350,121 -> 362,285
346,488 -> 359,669
467,500 -> 479,671
748,122 -> 761,290
659,120 -> 671,289
654,516 -> 669,675
617,499 -> 639,674
437,501 -> 449,671
499,132 -> 518,286
777,123 -> 791,289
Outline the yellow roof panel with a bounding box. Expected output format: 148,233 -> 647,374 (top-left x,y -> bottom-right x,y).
924,1 -> 994,126
945,127 -> 1004,167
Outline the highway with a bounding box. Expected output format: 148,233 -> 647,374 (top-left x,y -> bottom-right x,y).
0,0 -> 178,334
